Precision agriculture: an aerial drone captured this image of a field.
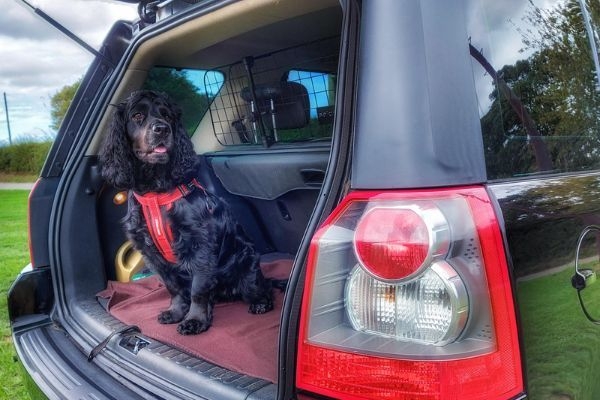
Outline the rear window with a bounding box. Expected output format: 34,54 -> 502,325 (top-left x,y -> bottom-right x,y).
281,69 -> 336,142
468,0 -> 600,179
142,67 -> 224,135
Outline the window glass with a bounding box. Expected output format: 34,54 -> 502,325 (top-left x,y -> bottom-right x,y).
467,0 -> 600,179
205,37 -> 339,146
142,67 -> 224,135
279,69 -> 336,142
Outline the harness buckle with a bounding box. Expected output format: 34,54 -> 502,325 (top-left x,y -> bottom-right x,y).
177,179 -> 201,196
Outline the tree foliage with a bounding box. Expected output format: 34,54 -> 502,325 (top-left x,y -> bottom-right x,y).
0,141 -> 52,174
142,68 -> 211,134
50,79 -> 81,131
480,0 -> 600,179
49,69 -> 210,135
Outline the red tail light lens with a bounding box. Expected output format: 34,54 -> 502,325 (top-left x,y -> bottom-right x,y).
354,207 -> 429,280
297,186 -> 523,400
354,204 -> 449,281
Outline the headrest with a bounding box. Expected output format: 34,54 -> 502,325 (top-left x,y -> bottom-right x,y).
240,81 -> 310,130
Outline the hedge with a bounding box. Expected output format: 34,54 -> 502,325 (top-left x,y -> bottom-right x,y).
0,141 -> 52,175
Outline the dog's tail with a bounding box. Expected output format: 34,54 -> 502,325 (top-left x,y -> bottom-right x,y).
270,278 -> 288,292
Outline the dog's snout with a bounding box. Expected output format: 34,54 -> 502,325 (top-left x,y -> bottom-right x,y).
151,121 -> 170,136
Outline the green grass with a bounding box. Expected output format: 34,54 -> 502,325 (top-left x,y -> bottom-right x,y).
518,264 -> 600,399
0,190 -> 32,399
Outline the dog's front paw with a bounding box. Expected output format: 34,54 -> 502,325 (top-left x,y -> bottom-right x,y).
177,318 -> 211,335
248,300 -> 273,314
158,310 -> 184,324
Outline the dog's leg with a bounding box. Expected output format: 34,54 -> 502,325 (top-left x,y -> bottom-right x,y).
158,293 -> 189,324
242,256 -> 275,314
157,273 -> 190,324
246,283 -> 274,314
177,273 -> 215,335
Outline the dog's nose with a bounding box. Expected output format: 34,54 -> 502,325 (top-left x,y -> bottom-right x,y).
151,121 -> 170,136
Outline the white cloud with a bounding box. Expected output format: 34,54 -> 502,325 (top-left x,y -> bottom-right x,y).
0,0 -> 137,143
466,0 -> 565,116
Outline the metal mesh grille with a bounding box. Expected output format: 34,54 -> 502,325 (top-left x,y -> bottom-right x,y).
205,37 -> 339,146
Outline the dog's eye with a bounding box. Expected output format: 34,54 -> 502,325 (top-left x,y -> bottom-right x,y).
131,113 -> 144,122
160,111 -> 172,123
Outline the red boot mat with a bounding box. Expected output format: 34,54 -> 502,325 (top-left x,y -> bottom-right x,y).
96,259 -> 292,383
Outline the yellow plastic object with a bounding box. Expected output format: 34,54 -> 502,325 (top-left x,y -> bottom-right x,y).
113,191 -> 128,205
115,241 -> 144,282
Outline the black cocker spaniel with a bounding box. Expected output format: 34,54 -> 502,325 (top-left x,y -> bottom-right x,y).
100,90 -> 282,335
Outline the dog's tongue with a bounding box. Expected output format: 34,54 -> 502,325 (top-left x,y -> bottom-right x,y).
153,146 -> 168,153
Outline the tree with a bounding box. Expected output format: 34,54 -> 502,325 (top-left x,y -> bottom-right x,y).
50,79 -> 81,131
49,69 -> 211,135
477,0 -> 600,179
142,68 -> 211,134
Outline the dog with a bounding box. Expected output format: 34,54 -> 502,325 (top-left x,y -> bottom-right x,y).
100,90 -> 283,335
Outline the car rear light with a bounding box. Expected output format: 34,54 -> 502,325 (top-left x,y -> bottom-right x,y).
346,261 -> 468,345
354,204 -> 449,281
297,186 -> 523,400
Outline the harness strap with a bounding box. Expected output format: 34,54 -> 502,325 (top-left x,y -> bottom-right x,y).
133,179 -> 203,264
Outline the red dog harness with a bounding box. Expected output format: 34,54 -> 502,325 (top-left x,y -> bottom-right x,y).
133,179 -> 204,264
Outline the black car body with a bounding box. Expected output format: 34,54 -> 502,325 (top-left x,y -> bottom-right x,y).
9,0 -> 600,399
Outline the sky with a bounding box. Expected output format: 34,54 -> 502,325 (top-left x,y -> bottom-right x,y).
0,0 -> 138,145
466,0 -> 565,116
0,0 -> 567,145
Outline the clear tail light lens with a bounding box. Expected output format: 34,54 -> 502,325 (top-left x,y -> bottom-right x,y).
297,187 -> 523,400
347,261 -> 468,345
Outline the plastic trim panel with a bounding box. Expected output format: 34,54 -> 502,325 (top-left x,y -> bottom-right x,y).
14,324 -> 144,399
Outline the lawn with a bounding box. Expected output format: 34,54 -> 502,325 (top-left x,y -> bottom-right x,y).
518,263 -> 600,399
0,190 -> 32,399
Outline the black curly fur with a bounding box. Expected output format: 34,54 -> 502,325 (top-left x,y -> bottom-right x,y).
101,90 -> 198,192
100,90 -> 282,335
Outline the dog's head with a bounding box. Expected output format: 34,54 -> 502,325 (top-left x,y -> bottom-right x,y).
100,90 -> 198,191
125,90 -> 176,165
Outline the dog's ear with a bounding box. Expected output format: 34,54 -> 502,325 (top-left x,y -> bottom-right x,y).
100,102 -> 135,189
169,121 -> 199,181
169,115 -> 199,181
161,93 -> 198,180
